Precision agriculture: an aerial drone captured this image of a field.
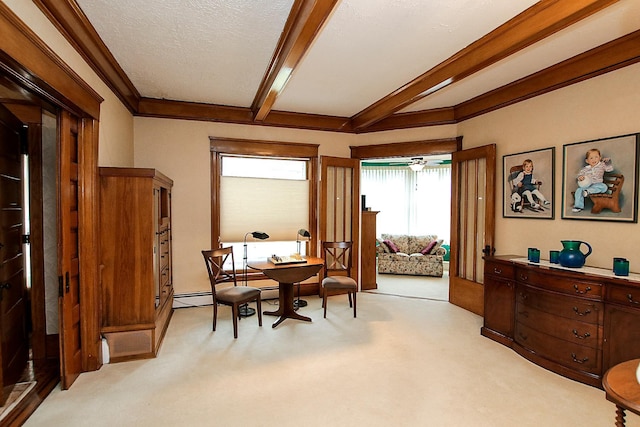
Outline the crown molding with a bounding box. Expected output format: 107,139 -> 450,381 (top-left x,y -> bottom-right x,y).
33,0 -> 140,112
0,2 -> 102,118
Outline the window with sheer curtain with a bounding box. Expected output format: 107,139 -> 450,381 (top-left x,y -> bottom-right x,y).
361,165 -> 451,242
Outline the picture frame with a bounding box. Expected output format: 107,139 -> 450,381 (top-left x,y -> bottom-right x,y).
503,147 -> 555,219
562,133 -> 639,222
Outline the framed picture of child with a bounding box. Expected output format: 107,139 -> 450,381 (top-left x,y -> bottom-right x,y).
503,147 -> 555,219
562,133 -> 640,222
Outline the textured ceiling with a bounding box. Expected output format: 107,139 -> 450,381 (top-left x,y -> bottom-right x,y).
73,0 -> 640,121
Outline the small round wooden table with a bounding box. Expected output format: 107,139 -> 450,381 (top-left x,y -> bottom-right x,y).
248,257 -> 324,328
602,359 -> 640,426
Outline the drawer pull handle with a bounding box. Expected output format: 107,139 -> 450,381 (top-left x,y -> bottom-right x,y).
493,267 -> 502,274
519,274 -> 528,281
571,353 -> 589,364
628,294 -> 639,305
572,329 -> 591,340
573,307 -> 591,317
573,284 -> 591,294
518,332 -> 528,341
518,292 -> 528,300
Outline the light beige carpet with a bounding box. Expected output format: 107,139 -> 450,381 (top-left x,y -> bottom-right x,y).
24,293 -> 638,427
366,272 -> 449,301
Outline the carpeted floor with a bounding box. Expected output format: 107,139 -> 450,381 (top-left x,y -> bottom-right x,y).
366,272 -> 449,301
23,287 -> 638,427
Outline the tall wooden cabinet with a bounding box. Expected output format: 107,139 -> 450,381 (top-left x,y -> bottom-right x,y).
361,211 -> 379,290
483,256 -> 640,388
99,167 -> 174,362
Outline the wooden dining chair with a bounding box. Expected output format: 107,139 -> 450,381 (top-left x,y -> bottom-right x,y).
321,241 -> 357,318
201,247 -> 262,338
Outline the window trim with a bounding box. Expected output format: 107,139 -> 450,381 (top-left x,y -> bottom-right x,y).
209,137 -> 319,275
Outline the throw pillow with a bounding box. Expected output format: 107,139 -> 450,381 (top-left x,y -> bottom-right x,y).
429,239 -> 444,255
376,238 -> 389,253
420,240 -> 437,255
383,239 -> 399,253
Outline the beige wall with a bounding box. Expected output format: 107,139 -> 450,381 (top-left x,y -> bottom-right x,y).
459,62 -> 640,270
5,0 -> 135,166
133,118 -> 457,294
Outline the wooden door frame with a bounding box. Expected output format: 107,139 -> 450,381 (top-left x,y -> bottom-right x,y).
0,4 -> 103,372
449,144 -> 496,316
350,137 -> 462,283
319,156 -> 361,289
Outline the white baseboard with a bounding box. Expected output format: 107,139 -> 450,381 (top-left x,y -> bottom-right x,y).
173,288 -> 280,309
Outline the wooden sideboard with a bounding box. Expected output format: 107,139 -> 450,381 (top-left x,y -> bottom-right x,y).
483,255 -> 640,388
361,211 -> 379,290
99,167 -> 174,362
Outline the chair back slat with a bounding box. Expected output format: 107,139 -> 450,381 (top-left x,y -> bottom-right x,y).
322,241 -> 353,275
202,247 -> 237,296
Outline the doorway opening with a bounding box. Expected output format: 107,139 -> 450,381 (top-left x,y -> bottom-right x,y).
0,80 -> 61,424
360,154 -> 452,299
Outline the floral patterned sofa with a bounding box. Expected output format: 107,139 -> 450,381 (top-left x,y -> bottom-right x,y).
376,234 -> 446,277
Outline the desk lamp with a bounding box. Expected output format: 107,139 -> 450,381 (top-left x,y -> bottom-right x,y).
241,231 -> 269,317
294,228 -> 311,309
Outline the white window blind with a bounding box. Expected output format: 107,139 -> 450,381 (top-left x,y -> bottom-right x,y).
220,176 -> 309,242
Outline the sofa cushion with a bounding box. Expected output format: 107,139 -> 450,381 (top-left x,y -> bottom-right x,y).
429,239 -> 444,255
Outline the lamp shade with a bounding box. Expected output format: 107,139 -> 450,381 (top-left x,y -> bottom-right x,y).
297,229 -> 311,238
245,231 -> 269,241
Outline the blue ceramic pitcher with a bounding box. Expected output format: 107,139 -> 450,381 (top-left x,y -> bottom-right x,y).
559,240 -> 592,268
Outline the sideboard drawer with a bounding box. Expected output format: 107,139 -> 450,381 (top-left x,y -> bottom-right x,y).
515,267 -> 603,299
515,322 -> 601,375
607,284 -> 640,308
517,284 -> 604,325
485,260 -> 515,280
516,303 -> 601,349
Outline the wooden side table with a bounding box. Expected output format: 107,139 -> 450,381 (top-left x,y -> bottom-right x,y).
603,359 -> 640,426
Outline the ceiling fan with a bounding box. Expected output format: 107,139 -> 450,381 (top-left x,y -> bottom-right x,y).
408,157 -> 447,171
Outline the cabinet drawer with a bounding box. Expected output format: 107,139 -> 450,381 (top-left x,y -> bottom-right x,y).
517,285 -> 603,325
516,303 -> 601,349
485,261 -> 515,280
607,284 -> 640,308
515,322 -> 601,374
160,265 -> 171,288
516,267 -> 603,299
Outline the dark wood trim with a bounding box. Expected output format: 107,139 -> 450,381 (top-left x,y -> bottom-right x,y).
32,0 -> 140,112
252,0 -> 339,121
138,98 -> 253,123
261,110 -> 352,132
350,137 -> 462,160
455,29 -> 640,122
349,0 -> 619,130
138,97 -> 352,132
210,137 -> 319,157
78,117 -> 101,371
0,3 -> 103,118
209,137 -> 319,268
357,108 -> 456,132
